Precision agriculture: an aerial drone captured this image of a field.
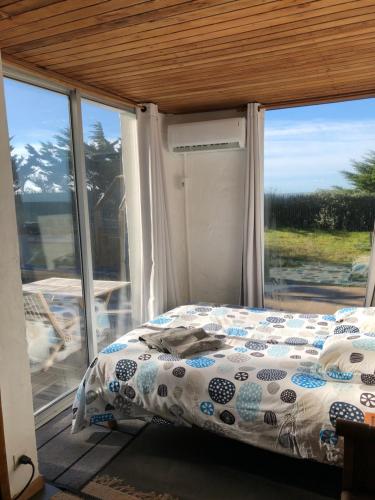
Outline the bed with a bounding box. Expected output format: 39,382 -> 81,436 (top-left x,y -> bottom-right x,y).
72,304 -> 375,466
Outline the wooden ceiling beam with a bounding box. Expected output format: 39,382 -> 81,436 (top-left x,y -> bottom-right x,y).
74,42 -> 375,87
39,0 -> 373,69
7,0 -> 356,60
146,71 -> 375,105
0,1 -> 62,18
156,79 -> 375,113
0,0 -> 252,49
2,0 -> 327,54
1,53 -> 139,110
112,66 -> 375,106
62,33 -> 375,83
110,59 -> 375,100
0,0 -> 103,27
45,17 -> 375,73
2,1 -> 375,113
73,18 -> 375,81
26,0 -> 292,64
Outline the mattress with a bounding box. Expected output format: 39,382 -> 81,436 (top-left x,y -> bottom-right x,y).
72,304 -> 375,465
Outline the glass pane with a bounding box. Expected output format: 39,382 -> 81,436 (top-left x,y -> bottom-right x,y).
4,78 -> 88,413
264,100 -> 374,314
82,100 -> 133,350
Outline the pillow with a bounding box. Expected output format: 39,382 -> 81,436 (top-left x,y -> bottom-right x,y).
318,331 -> 375,383
318,307 -> 375,382
333,307 -> 375,335
334,307 -> 358,322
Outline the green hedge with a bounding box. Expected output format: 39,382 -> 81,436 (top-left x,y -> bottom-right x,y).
265,192 -> 375,231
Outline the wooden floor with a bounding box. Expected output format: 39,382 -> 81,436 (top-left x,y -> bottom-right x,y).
36,408 -> 146,491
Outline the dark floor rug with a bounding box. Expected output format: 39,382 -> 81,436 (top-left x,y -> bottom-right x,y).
52,475 -> 177,499
99,424 -> 342,500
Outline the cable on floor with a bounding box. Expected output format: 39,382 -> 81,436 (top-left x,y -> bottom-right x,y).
14,455 -> 35,500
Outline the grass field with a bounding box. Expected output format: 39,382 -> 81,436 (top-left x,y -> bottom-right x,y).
265,229 -> 371,265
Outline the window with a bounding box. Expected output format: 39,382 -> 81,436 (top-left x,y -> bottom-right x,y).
3,76 -> 136,417
264,100 -> 374,314
4,78 -> 87,413
82,99 -> 133,349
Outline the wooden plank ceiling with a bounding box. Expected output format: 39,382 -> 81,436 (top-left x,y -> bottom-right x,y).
1,0 -> 375,113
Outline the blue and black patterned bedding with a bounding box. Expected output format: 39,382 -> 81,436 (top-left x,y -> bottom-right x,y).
72,304 -> 375,465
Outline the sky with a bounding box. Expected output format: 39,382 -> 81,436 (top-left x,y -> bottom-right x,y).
4,77 -> 122,156
265,98 -> 375,193
4,77 -> 375,195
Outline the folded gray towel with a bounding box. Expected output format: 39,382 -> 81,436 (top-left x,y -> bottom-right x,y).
162,328 -> 223,357
139,327 -> 223,358
138,329 -> 182,353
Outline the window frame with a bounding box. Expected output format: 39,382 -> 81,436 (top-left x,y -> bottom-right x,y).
3,63 -> 135,425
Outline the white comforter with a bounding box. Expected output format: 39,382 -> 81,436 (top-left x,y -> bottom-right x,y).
72,304 -> 375,465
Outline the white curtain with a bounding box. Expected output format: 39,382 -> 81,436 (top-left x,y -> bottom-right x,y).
136,103 -> 178,321
120,112 -> 143,325
365,226 -> 375,306
241,103 -> 265,307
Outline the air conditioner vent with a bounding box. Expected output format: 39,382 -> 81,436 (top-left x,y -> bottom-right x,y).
172,141 -> 241,153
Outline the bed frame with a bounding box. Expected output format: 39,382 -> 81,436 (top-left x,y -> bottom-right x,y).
337,418 -> 375,500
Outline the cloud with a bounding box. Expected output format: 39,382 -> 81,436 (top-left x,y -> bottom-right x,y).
265,118 -> 375,193
265,119 -> 375,138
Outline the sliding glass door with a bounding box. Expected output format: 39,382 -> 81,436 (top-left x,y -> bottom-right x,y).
264,100 -> 374,314
81,99 -> 133,350
4,78 -> 88,413
3,76 -> 135,418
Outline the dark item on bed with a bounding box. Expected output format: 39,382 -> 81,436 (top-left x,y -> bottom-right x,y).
336,417 -> 375,500
139,327 -> 224,357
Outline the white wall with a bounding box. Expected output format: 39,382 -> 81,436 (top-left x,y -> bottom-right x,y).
0,53 -> 40,497
162,110 -> 246,305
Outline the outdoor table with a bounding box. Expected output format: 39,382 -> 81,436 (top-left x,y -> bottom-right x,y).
22,277 -> 131,369
23,277 -> 129,302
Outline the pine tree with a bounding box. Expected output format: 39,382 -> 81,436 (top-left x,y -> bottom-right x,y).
9,121 -> 122,197
16,130 -> 71,193
9,139 -> 24,193
341,151 -> 375,193
84,121 -> 122,203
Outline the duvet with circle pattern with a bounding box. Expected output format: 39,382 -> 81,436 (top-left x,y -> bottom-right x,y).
72,304 -> 375,466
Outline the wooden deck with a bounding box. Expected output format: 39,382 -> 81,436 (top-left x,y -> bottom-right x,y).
36,409 -> 145,492
265,284 -> 366,314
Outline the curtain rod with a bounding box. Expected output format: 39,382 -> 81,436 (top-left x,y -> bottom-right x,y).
259,88 -> 375,110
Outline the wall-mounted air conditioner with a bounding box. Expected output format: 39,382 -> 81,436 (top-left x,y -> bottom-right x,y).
168,117 -> 246,153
